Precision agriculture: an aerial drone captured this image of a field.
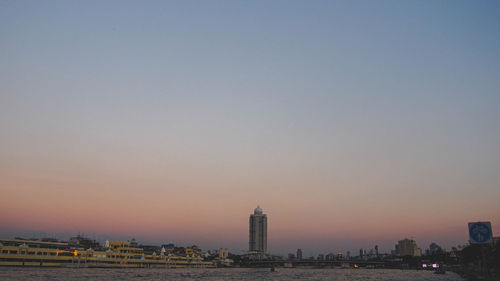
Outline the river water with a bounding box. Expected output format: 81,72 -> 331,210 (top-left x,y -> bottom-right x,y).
0,267 -> 464,280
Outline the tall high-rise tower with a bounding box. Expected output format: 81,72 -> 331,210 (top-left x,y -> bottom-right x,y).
249,205 -> 267,253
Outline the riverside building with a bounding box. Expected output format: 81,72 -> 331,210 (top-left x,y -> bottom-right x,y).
397,238 -> 422,256
249,206 -> 267,253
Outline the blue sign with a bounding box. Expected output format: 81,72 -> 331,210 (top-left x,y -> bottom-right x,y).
468,222 -> 493,244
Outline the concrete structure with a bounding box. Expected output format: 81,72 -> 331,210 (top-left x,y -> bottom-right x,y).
397,238 -> 421,256
219,248 -> 228,259
296,248 -> 302,260
249,206 -> 267,253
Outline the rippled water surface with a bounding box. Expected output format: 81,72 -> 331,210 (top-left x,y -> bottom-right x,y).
0,268 -> 464,281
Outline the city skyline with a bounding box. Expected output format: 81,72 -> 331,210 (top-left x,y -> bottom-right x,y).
0,208 -> 487,257
1,1 -> 499,257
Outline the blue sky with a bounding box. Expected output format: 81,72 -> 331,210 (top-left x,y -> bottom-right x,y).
1,1 -> 499,255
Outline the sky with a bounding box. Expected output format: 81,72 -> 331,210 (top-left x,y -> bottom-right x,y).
1,0 -> 499,256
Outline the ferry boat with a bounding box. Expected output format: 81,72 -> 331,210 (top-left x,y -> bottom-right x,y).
0,238 -> 214,268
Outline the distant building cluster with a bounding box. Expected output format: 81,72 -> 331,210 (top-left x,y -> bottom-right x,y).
356,245 -> 381,261
2,207 -> 497,275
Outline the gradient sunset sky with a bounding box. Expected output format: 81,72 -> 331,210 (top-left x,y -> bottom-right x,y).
1,0 -> 499,256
